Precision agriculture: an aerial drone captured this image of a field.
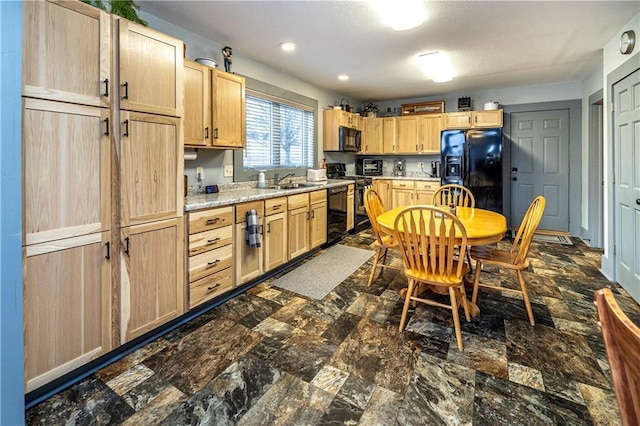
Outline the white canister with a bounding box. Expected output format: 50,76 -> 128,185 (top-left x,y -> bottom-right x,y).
258,170 -> 266,188
484,100 -> 500,110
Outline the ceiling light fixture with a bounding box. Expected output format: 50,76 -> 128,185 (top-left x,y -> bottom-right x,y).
338,74 -> 350,81
417,52 -> 453,82
371,0 -> 426,31
280,41 -> 297,52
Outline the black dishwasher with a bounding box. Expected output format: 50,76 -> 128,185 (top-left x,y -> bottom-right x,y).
326,185 -> 348,245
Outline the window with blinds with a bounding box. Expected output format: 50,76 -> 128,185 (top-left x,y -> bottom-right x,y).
244,92 -> 315,170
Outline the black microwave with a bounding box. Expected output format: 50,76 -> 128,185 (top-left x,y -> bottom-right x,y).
339,126 -> 361,152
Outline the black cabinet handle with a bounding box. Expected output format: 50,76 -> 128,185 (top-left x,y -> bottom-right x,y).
205,127 -> 209,139
214,128 -> 218,139
105,242 -> 110,260
206,218 -> 220,225
207,283 -> 221,293
122,82 -> 129,100
207,259 -> 220,268
103,78 -> 109,97
124,237 -> 130,255
104,118 -> 109,136
206,237 -> 220,245
123,120 -> 129,137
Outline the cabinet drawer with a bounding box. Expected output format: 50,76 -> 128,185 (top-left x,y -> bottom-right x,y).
188,225 -> 232,257
392,180 -> 414,189
189,207 -> 233,234
309,189 -> 326,204
415,181 -> 440,191
265,197 -> 287,215
189,244 -> 233,282
236,201 -> 264,223
189,268 -> 233,309
288,193 -> 309,210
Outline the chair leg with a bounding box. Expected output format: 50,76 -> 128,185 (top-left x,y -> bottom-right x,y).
377,247 -> 388,278
449,287 -> 464,350
459,284 -> 471,322
399,279 -> 415,332
518,270 -> 535,326
367,247 -> 382,287
471,259 -> 482,304
466,250 -> 473,275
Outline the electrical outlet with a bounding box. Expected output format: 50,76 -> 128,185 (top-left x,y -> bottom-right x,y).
417,161 -> 424,169
196,166 -> 204,181
224,165 -> 233,177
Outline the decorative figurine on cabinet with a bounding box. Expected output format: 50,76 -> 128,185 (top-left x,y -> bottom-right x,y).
222,46 -> 233,72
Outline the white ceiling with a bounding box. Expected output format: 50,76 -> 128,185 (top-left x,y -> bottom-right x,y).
139,1 -> 640,102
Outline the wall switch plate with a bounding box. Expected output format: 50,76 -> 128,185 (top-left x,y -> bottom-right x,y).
224,165 -> 233,177
417,161 -> 424,169
196,166 -> 204,181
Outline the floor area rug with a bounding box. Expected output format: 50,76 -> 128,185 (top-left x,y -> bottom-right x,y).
531,233 -> 573,245
273,244 -> 374,299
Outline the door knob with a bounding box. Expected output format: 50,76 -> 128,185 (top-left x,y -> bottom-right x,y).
512,177 -> 517,181
636,198 -> 640,205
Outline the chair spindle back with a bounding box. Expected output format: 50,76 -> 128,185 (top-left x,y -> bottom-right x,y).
511,196 -> 546,265
432,184 -> 475,208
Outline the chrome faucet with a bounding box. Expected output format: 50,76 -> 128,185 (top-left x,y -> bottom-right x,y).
274,172 -> 295,186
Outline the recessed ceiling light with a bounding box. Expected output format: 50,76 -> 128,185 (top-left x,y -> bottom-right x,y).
371,0 -> 426,31
338,75 -> 350,81
417,52 -> 453,82
280,41 -> 297,52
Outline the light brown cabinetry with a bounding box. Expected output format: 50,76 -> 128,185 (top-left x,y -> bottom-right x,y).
382,117 -> 397,154
23,0 -> 112,108
119,111 -> 183,227
23,232 -> 111,393
372,179 -> 392,210
362,117 -> 383,154
323,109 -> 361,151
347,184 -> 355,231
391,180 -> 441,208
120,218 -> 184,343
264,197 -> 288,272
211,70 -> 246,148
418,114 -> 443,153
444,110 -> 503,129
235,201 -> 265,286
396,116 -> 420,154
183,59 -> 211,146
288,193 -> 310,259
187,207 -> 234,309
118,19 -> 183,117
309,190 -> 327,249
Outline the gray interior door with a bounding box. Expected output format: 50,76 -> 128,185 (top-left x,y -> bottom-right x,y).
614,68 -> 640,300
510,110 -> 570,231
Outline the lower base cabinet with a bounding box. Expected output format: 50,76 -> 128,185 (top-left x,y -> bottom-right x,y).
288,193 -> 310,260
309,191 -> 327,249
23,232 -> 111,393
120,217 -> 185,343
235,201 -> 265,286
264,197 -> 288,271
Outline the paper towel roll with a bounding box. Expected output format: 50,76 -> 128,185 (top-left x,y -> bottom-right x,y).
184,150 -> 198,161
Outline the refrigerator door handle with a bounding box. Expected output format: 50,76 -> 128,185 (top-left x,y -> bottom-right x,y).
463,142 -> 470,187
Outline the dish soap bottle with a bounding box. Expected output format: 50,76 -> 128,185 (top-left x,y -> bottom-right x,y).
258,170 -> 266,188
322,158 -> 327,169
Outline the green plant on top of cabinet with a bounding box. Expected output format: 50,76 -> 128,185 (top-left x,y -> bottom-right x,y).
118,19 -> 184,117
23,0 -> 112,108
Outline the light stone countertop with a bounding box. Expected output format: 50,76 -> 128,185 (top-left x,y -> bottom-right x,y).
184,179 -> 352,212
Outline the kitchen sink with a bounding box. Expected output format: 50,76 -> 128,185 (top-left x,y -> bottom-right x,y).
267,182 -> 323,190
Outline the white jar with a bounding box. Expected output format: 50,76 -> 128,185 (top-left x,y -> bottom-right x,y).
258,170 -> 266,188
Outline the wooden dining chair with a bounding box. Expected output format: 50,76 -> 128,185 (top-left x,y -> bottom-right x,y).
470,195 -> 546,325
394,206 -> 471,350
595,288 -> 640,426
364,188 -> 401,286
432,183 -> 475,270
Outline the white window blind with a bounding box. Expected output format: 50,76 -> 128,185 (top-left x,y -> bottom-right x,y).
244,92 -> 315,170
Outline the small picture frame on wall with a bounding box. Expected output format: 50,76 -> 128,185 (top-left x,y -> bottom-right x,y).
458,97 -> 471,111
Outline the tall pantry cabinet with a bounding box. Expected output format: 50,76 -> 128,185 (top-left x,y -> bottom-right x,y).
21,0 -> 185,392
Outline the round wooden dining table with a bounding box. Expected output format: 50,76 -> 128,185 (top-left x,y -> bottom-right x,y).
376,206 -> 507,317
376,206 -> 507,246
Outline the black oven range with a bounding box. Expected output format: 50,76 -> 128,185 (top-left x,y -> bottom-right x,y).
326,163 -> 372,233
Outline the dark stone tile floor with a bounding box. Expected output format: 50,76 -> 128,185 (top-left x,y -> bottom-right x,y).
26,230 -> 640,425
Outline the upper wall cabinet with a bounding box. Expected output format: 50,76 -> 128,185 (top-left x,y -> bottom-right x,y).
183,59 -> 212,147
118,19 -> 184,118
23,0 -> 112,108
211,70 -> 246,148
444,110 -> 503,129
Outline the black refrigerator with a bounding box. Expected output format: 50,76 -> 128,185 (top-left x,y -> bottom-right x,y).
441,128 -> 503,213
